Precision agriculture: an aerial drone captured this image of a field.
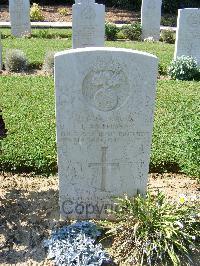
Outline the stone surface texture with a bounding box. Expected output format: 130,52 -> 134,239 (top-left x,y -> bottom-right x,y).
55,47 -> 158,220
72,0 -> 105,48
141,0 -> 162,40
9,0 -> 31,37
174,8 -> 200,65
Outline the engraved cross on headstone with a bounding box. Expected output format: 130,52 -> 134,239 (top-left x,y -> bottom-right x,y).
88,147 -> 119,191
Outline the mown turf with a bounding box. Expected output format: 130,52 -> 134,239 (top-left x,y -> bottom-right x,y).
0,28 -> 174,70
0,76 -> 56,174
0,76 -> 199,177
107,41 -> 174,70
1,38 -> 71,68
151,80 -> 200,177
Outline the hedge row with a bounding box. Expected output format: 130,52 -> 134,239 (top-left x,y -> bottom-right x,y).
1,1 -> 200,14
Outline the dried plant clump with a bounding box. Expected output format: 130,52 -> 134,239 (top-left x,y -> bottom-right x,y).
5,49 -> 28,72
42,51 -> 56,75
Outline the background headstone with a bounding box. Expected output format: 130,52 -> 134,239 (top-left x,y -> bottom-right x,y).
55,47 -> 158,220
9,0 -> 31,37
141,0 -> 162,40
72,0 -> 105,48
174,8 -> 200,65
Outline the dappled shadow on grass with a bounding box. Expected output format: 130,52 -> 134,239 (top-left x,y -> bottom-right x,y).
149,161 -> 181,174
0,175 -> 59,264
1,161 -> 181,178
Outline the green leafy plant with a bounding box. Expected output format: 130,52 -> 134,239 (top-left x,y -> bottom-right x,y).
161,29 -> 175,44
30,3 -> 44,21
108,192 -> 200,266
161,15 -> 177,27
105,23 -> 119,41
116,30 -> 126,40
42,51 -> 56,75
158,63 -> 167,76
168,56 -> 200,81
5,49 -> 28,72
121,23 -> 142,41
37,29 -> 50,39
58,7 -> 69,16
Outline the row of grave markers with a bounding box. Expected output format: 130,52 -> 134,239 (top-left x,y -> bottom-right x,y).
6,0 -> 200,65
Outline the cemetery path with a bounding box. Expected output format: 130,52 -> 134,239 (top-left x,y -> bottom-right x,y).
0,5 -> 139,24
0,173 -> 199,265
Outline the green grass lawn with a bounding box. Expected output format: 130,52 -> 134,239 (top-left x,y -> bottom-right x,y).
0,76 -> 199,177
0,28 -> 174,70
107,41 -> 174,70
0,29 -> 199,177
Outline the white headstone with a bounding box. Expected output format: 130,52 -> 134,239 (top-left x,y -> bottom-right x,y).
0,34 -> 2,70
175,8 -> 200,65
72,0 -> 105,48
55,47 -> 158,220
141,0 -> 162,40
9,0 -> 31,37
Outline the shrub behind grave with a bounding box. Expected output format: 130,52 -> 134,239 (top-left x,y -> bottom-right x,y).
5,49 -> 28,72
161,29 -> 175,44
121,23 -> 142,41
105,23 -> 119,41
30,3 -> 44,21
168,56 -> 200,81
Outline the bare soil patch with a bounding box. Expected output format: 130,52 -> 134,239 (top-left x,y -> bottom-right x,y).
0,5 -> 140,24
0,172 -> 199,265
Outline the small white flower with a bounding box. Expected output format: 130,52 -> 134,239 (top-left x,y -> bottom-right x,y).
190,195 -> 197,202
144,36 -> 155,42
189,244 -> 195,250
175,221 -> 184,228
